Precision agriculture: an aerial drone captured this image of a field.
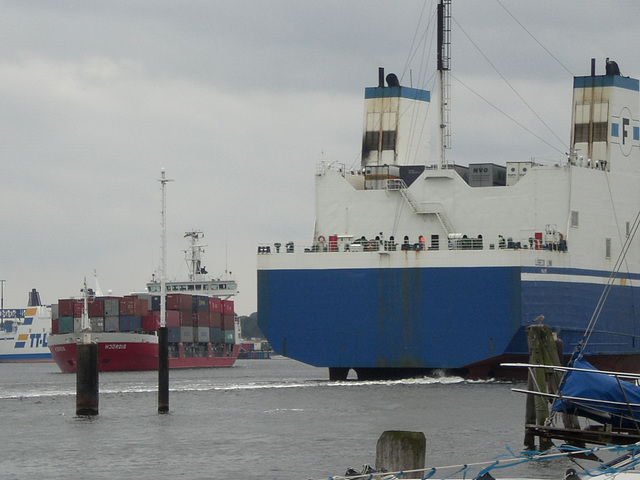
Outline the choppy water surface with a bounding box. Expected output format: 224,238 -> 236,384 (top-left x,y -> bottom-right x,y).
0,359 -> 573,479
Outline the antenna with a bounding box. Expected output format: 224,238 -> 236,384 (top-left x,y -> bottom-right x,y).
437,0 -> 451,168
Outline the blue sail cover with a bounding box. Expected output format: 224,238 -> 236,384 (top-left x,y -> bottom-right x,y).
552,358 -> 640,429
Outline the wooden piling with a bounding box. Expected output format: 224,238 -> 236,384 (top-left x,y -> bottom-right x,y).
76,341 -> 99,416
375,431 -> 425,479
524,323 -> 579,451
158,326 -> 169,414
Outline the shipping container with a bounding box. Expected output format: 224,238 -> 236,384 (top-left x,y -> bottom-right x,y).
180,326 -> 194,343
519,162 -> 532,175
90,317 -> 104,332
168,327 -> 181,343
58,316 -> 74,334
399,165 -> 426,187
167,294 -> 192,311
222,314 -> 234,330
88,299 -> 104,317
120,315 -> 142,331
151,295 -> 161,311
468,163 -> 506,187
74,317 -> 82,332
120,297 -> 148,316
104,315 -> 119,332
51,318 -> 59,334
180,311 -> 193,326
506,162 -> 519,186
222,300 -> 234,315
454,164 -> 469,183
134,293 -> 153,311
142,314 -> 160,331
103,298 -> 120,316
57,299 -> 76,317
223,329 -> 235,344
73,301 -> 84,318
196,326 -> 210,343
193,310 -> 209,327
210,311 -> 222,328
51,304 -> 59,321
166,310 -> 181,327
192,295 -> 208,312
209,327 -> 222,343
208,297 -> 222,313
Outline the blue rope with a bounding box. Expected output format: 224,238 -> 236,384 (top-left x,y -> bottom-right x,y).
442,464 -> 468,479
421,467 -> 436,479
474,460 -> 499,478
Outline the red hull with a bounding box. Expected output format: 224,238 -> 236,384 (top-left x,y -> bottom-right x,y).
50,341 -> 239,373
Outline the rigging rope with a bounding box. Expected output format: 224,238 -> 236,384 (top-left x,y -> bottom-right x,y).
451,73 -> 565,155
576,208 -> 640,359
452,16 -> 568,153
495,0 -> 575,77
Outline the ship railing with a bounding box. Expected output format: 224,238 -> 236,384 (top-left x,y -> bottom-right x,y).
385,179 -> 418,210
257,237 -> 568,254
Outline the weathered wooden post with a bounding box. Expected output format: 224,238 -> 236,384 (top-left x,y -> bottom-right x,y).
525,322 -> 579,450
158,326 -> 169,414
76,337 -> 99,416
76,280 -> 99,416
375,431 -> 425,479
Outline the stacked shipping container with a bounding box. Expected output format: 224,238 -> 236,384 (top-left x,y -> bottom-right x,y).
51,293 -> 236,346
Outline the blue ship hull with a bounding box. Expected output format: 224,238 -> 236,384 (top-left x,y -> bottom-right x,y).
258,265 -> 640,379
0,352 -> 52,362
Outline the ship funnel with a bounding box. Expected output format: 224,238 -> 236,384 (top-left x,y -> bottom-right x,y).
386,73 -> 400,87
27,289 -> 41,307
571,65 -> 639,173
361,69 -> 432,172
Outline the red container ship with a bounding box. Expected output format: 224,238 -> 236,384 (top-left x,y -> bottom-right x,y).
48,231 -> 240,373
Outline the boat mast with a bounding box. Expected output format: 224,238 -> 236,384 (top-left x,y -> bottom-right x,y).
183,231 -> 207,282
437,0 -> 451,169
159,168 -> 173,329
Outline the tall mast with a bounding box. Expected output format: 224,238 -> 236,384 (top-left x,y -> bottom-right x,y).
159,168 -> 173,328
183,230 -> 207,281
437,0 -> 451,169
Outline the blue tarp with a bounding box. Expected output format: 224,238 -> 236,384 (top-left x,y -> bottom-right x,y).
552,358 -> 640,429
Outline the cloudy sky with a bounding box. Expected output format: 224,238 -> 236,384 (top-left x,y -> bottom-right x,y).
2,1 -> 639,316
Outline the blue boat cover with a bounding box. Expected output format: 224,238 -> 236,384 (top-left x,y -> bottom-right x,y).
552,358 -> 640,429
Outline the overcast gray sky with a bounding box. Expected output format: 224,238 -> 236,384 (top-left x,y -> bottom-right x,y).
2,1 -> 639,315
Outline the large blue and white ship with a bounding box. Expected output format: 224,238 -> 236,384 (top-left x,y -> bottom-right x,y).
0,289 -> 52,363
257,2 -> 640,380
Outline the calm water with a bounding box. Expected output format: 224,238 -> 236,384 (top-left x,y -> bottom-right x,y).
0,359 -> 574,480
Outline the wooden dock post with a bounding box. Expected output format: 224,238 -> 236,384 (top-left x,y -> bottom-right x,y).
158,326 -> 169,414
76,339 -> 99,416
375,431 -> 425,479
525,323 -> 579,450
